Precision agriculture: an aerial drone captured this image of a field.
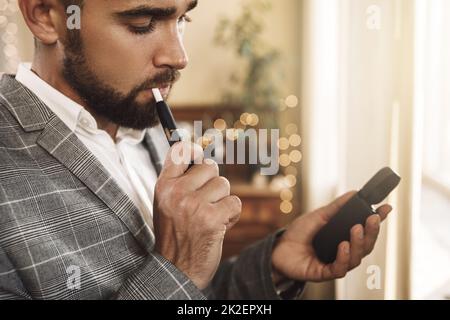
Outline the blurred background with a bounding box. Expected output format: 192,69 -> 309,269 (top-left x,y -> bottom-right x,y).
1,0 -> 449,300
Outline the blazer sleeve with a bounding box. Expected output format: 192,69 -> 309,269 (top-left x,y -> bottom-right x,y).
114,253 -> 206,300
203,231 -> 305,300
0,246 -> 32,300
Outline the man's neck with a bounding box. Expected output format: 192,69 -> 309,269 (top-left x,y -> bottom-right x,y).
31,55 -> 119,141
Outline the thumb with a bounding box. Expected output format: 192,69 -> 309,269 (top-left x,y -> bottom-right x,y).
159,141 -> 204,179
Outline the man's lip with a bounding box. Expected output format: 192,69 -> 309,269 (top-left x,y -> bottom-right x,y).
146,84 -> 171,91
157,85 -> 170,95
145,82 -> 171,89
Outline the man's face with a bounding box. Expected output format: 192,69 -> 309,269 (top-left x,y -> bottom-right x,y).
62,0 -> 196,130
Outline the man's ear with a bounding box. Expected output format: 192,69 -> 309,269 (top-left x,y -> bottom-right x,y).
18,0 -> 65,45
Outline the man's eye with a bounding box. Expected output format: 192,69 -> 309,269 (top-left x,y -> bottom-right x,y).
179,14 -> 192,24
129,14 -> 192,35
177,14 -> 192,35
129,18 -> 155,35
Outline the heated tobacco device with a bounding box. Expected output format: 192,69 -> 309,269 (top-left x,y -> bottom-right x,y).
312,167 -> 401,264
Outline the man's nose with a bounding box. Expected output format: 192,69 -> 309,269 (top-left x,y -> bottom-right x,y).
153,26 -> 189,71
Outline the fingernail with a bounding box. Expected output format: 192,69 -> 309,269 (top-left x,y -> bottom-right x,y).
345,244 -> 350,254
359,228 -> 364,240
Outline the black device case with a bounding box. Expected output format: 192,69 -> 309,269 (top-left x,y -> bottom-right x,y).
312,167 -> 401,264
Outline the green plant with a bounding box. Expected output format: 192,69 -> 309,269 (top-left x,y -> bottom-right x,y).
214,0 -> 283,129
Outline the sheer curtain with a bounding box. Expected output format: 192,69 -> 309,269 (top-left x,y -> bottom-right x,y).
300,0 -> 418,299
413,0 -> 450,300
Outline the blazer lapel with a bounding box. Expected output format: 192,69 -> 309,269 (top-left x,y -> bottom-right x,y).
0,75 -> 155,252
143,124 -> 170,177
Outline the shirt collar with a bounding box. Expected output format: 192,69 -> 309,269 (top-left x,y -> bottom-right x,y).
15,63 -> 146,144
16,63 -> 82,132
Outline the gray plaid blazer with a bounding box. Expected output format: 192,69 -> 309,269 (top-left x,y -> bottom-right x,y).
0,74 -> 282,300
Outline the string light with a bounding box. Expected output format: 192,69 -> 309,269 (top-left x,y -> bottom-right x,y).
285,95 -> 299,108
280,189 -> 293,201
249,114 -> 259,126
0,0 -> 19,73
289,150 -> 302,163
239,113 -> 260,127
277,137 -> 290,151
289,134 -> 302,147
226,128 -> 240,141
285,166 -> 298,176
213,119 -> 227,131
279,103 -> 300,215
240,113 -> 250,125
234,120 -> 246,130
285,175 -> 297,188
235,106 -> 302,216
197,136 -> 212,149
280,201 -> 293,214
279,154 -> 291,167
285,123 -> 298,135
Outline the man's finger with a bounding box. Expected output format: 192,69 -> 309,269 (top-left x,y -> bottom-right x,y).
179,158 -> 220,191
349,224 -> 365,269
160,142 -> 204,180
225,210 -> 241,230
214,195 -> 242,228
195,175 -> 230,203
322,241 -> 350,280
363,214 -> 381,254
376,204 -> 392,221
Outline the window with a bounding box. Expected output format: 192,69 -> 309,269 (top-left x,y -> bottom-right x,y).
414,0 -> 450,300
422,1 -> 450,190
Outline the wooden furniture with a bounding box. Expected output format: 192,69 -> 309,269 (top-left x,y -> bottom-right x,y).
222,182 -> 285,259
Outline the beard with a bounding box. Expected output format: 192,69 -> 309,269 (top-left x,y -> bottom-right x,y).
61,30 -> 180,130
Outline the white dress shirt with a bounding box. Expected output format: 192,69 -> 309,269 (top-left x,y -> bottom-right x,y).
16,63 -> 158,231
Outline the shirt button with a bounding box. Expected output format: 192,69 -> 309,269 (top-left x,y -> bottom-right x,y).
80,118 -> 90,128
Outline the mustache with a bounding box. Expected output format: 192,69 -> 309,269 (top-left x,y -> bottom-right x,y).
136,69 -> 181,92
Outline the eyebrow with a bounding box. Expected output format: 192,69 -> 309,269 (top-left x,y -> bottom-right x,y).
115,0 -> 198,19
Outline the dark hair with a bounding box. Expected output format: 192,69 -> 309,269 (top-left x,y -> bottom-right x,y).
60,0 -> 84,7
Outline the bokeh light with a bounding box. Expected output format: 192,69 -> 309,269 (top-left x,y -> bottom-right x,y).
285,95 -> 299,108
289,150 -> 303,163
289,134 -> 302,147
285,123 -> 298,135
280,201 -> 293,214
285,166 -> 298,176
279,154 -> 291,167
213,119 -> 227,131
278,137 -> 290,151
280,189 -> 293,201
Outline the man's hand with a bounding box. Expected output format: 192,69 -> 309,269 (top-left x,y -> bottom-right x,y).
153,142 -> 241,290
271,192 -> 393,283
